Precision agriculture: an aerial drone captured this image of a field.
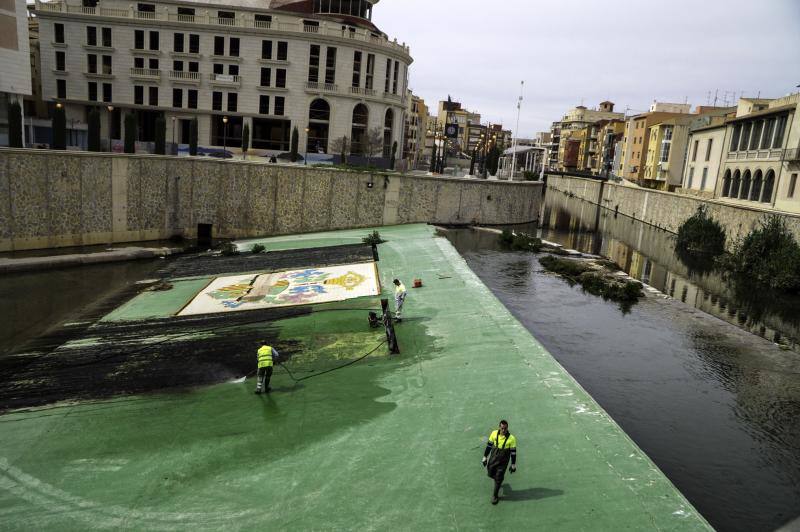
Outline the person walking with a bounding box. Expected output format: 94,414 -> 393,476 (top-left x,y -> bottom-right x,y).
481,419 -> 517,504
393,278 -> 407,322
255,342 -> 279,394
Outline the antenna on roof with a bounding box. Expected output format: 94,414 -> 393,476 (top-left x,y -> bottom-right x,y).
713,89 -> 719,107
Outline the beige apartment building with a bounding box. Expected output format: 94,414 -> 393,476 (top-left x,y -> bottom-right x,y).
592,119 -> 625,176
402,91 -> 426,168
554,101 -> 623,170
716,94 -> 800,214
0,0 -> 32,145
681,114 -> 731,198
642,116 -> 694,190
33,0 -> 412,156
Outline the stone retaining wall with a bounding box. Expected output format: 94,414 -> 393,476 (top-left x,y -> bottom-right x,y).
0,149 -> 543,251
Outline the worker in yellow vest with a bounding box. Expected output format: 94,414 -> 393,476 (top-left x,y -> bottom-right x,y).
393,278 -> 407,322
255,342 -> 279,394
481,419 -> 517,504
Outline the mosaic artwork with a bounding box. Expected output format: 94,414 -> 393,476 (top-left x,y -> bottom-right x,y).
177,262 -> 381,316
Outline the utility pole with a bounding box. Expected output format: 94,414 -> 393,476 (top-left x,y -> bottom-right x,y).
510,80 -> 523,180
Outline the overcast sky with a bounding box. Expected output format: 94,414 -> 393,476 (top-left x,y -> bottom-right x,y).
373,0 -> 800,137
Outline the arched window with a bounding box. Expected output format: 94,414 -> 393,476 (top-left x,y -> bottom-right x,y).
740,169 -> 751,199
351,103 -> 369,155
383,108 -> 394,158
307,99 -> 330,153
721,170 -> 731,197
749,170 -> 763,201
761,170 -> 775,203
730,169 -> 741,198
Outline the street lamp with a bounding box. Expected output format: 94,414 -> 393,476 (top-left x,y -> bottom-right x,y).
222,116 -> 228,157
107,105 -> 114,152
304,127 -> 310,165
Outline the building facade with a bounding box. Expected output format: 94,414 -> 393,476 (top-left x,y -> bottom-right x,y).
402,91 -> 426,168
33,0 -> 412,155
642,116 -> 693,190
680,117 -> 729,198
0,0 -> 33,145
554,101 -> 623,170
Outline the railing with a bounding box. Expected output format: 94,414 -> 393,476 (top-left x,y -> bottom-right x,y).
209,73 -> 241,85
130,67 -> 160,79
33,0 -> 411,55
169,70 -> 200,82
349,86 -> 376,96
306,81 -> 338,92
728,149 -> 785,161
383,92 -> 401,101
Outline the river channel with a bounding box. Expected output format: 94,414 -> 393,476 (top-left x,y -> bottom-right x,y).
443,191 -> 800,532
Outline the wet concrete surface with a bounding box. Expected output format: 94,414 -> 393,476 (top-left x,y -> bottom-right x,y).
445,225 -> 800,532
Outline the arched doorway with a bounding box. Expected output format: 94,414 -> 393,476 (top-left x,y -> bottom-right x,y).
749,170 -> 763,201
761,170 -> 775,203
721,170 -> 731,197
730,169 -> 741,198
351,103 -> 368,155
383,108 -> 394,158
740,169 -> 751,199
307,99 -> 330,154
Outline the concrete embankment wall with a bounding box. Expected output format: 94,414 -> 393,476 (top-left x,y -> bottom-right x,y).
0,149 -> 543,251
547,174 -> 800,246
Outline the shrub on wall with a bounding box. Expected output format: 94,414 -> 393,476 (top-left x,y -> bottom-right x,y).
7,101 -> 23,148
675,206 -> 726,255
51,106 -> 67,150
124,113 -> 137,154
87,108 -> 101,152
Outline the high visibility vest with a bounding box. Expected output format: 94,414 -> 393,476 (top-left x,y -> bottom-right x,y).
489,430 -> 516,450
395,283 -> 406,296
257,345 -> 274,368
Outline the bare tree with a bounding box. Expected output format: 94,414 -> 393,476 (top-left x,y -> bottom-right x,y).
362,127 -> 384,165
330,135 -> 349,165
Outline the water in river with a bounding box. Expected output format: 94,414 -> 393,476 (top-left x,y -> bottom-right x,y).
444,193 -> 800,532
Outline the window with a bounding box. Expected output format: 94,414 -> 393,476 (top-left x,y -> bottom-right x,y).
214,36 -> 224,56
177,6 -> 195,17
259,95 -> 270,114
173,60 -> 184,71
102,27 -> 111,47
260,67 -> 271,87
274,96 -> 284,116
749,121 -> 762,151
87,54 -> 97,73
54,23 -> 65,44
228,64 -> 238,76
229,37 -> 240,57
789,174 -> 797,199
761,118 -> 775,149
277,41 -> 288,61
352,51 -> 362,87
308,45 -> 320,83
227,93 -> 237,112
773,116 -> 788,148
137,2 -> 155,12
276,69 -> 286,88
87,81 -> 97,101
212,91 -> 222,111
739,122 -> 751,151
255,14 -> 272,27
691,139 -> 698,161
187,89 -> 197,109
262,40 -> 272,59
392,61 -> 399,93
172,88 -> 182,108
174,33 -> 184,53
384,58 -> 391,92
86,26 -> 97,46
148,58 -> 159,70
701,167 -> 708,190
687,167 -> 694,188
188,61 -> 198,72
659,127 -> 672,163
55,51 -> 65,71
149,31 -> 159,51
102,83 -> 112,102
148,86 -> 158,105
365,53 -> 374,89
705,139 -> 713,161
730,124 -> 741,151
134,30 -> 145,50
189,34 -> 199,54
218,10 -> 234,20
762,170 -> 775,203
134,85 -> 144,105
325,47 -> 337,84
102,55 -> 112,75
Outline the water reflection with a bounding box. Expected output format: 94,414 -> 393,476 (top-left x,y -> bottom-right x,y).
539,191 -> 800,353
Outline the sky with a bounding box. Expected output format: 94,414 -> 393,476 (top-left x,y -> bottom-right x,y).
373,0 -> 800,138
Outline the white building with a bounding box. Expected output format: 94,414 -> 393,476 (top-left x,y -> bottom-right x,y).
33,0 -> 412,157
681,121 -> 728,198
0,0 -> 32,145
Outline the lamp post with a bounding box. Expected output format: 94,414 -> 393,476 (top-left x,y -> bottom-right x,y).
171,116 -> 176,154
304,127 -> 310,165
106,105 -> 114,152
222,116 -> 228,157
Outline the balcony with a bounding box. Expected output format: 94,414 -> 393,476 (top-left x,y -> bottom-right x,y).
349,86 -> 376,97
84,69 -> 114,79
383,92 -> 402,101
33,0 -> 412,56
130,67 -> 160,80
306,81 -> 338,93
209,73 -> 241,87
169,71 -> 201,84
727,148 -> 784,161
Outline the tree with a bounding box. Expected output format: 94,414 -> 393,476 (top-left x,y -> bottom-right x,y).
189,118 -> 198,156
7,101 -> 23,148
87,108 -> 101,152
330,135 -> 349,166
52,105 -> 67,150
469,148 -> 477,176
429,142 -> 438,173
154,114 -> 166,155
124,113 -> 137,154
486,144 -> 501,176
362,127 -> 383,165
390,141 -> 398,170
241,123 -> 250,160
290,126 -> 299,162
